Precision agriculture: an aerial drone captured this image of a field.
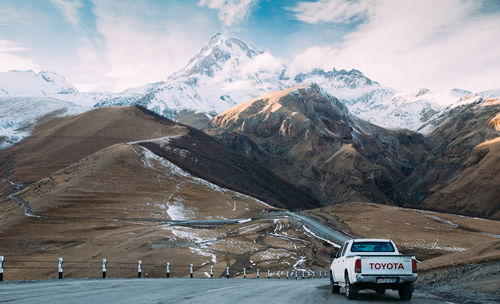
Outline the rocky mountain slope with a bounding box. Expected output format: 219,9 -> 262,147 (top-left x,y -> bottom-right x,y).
397,99 -> 500,219
206,84 -> 427,206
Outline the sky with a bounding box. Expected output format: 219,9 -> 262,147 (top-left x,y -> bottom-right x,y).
0,0 -> 499,93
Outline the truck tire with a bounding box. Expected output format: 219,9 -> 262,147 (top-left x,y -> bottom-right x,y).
345,273 -> 358,300
376,288 -> 386,295
330,271 -> 340,294
398,284 -> 413,301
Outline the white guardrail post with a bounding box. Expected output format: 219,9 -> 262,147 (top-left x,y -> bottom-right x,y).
58,257 -> 63,279
166,262 -> 170,278
243,267 -> 246,278
295,270 -> 298,280
226,266 -> 230,279
190,264 -> 193,278
302,270 -> 305,279
0,256 -> 4,281
102,258 -> 107,279
277,271 -> 280,279
267,269 -> 270,279
138,260 -> 142,278
210,265 -> 214,278
257,268 -> 260,279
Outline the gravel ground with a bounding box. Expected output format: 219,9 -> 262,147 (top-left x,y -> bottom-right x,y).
417,261 -> 500,304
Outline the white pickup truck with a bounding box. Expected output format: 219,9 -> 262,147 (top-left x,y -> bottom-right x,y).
329,239 -> 417,300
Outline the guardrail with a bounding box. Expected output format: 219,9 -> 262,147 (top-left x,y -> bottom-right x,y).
0,255 -> 329,281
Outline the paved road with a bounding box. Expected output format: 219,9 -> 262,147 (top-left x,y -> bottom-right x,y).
285,211 -> 351,245
0,278 -> 447,304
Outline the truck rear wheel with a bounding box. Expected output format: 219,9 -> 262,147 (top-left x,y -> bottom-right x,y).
330,271 -> 340,294
376,287 -> 386,295
345,273 -> 358,300
398,284 -> 413,301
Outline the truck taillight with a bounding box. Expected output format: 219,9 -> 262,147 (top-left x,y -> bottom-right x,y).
355,259 -> 361,273
412,258 -> 417,273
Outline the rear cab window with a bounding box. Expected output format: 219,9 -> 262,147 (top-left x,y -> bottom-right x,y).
350,241 -> 395,252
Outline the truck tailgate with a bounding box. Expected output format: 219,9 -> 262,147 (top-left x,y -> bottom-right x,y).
360,255 -> 413,276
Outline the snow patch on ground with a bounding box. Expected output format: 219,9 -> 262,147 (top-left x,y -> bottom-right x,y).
166,202 -> 197,220
189,247 -> 217,264
482,232 -> 500,239
253,249 -> 290,261
425,215 -> 459,228
161,226 -> 217,250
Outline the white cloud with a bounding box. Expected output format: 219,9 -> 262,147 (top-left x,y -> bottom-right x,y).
289,46 -> 338,75
68,1 -> 215,92
290,0 -> 500,91
199,0 -> 257,27
50,0 -> 83,28
0,40 -> 37,72
290,0 -> 370,23
240,52 -> 283,75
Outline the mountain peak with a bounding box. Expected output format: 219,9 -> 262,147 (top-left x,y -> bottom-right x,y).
211,83 -> 355,144
173,33 -> 262,78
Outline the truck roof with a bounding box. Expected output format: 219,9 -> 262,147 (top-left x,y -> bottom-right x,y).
350,238 -> 393,243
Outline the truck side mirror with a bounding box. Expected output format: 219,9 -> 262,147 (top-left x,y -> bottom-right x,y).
329,252 -> 336,259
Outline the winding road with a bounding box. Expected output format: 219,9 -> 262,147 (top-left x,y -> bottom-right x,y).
9,195 -> 352,246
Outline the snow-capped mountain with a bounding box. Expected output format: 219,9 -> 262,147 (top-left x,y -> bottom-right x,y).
96,33 -> 286,117
0,70 -> 78,97
0,70 -> 142,107
0,34 -> 497,139
287,69 -> 483,132
478,88 -> 500,98
94,33 -> 485,132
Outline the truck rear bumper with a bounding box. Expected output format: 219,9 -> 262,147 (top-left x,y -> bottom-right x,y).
355,274 -> 417,284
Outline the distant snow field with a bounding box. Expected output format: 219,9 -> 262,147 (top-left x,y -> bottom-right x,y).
0,97 -> 89,148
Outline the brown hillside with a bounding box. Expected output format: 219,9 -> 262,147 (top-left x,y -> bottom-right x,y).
206,84 -> 427,206
0,105 -> 319,213
0,106 -> 187,190
397,100 -> 500,218
14,143 -> 276,221
422,137 -> 500,219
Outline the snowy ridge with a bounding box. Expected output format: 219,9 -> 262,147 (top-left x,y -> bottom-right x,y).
0,70 -> 77,97
0,69 -> 143,107
0,97 -> 89,148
